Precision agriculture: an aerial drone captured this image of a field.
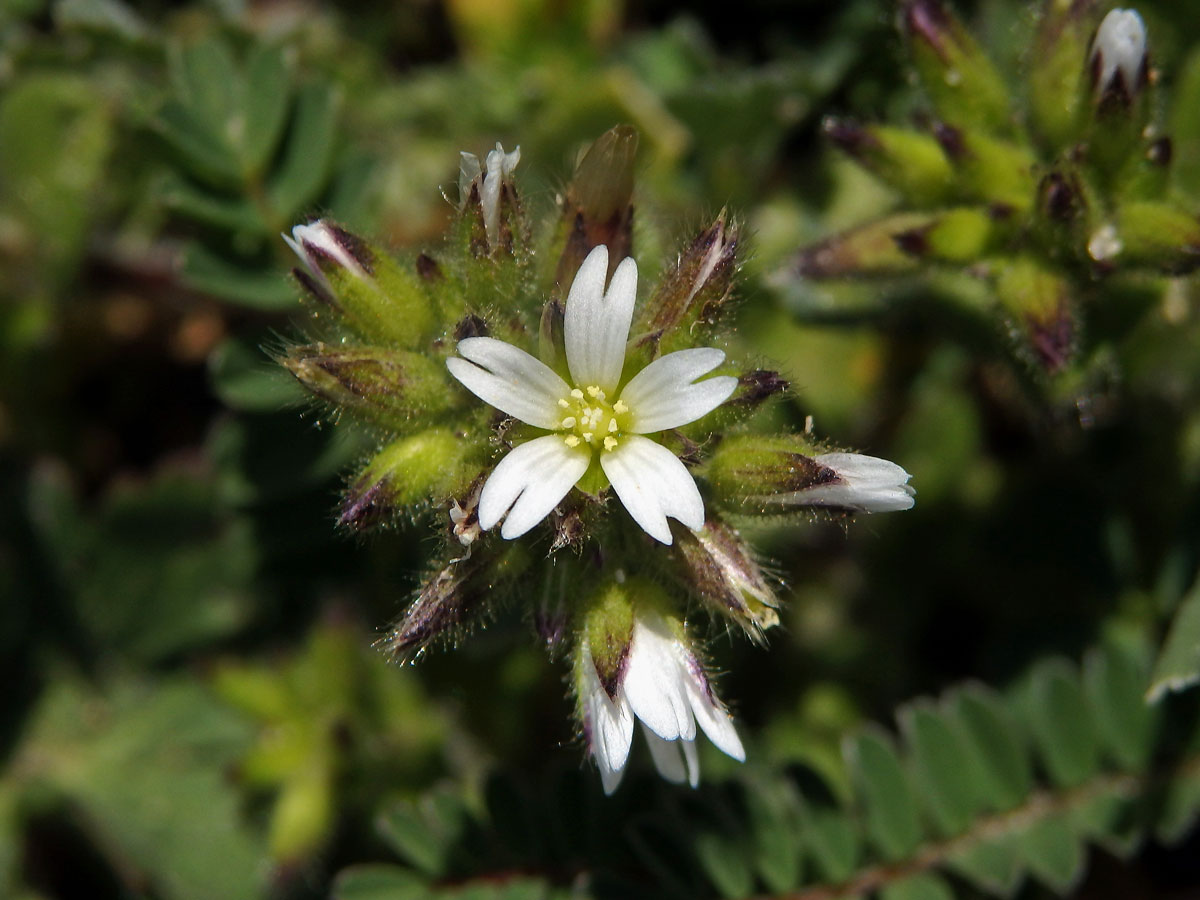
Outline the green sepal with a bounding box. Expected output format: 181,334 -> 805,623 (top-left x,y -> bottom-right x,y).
823,118 -> 954,204
994,257 -> 1078,374
281,343 -> 455,429
577,580 -> 638,698
341,429 -> 483,526
901,0 -> 1013,136
934,124 -> 1037,214
1103,202 -> 1200,273
1028,0 -> 1098,152
792,212 -> 931,279
893,206 -> 1005,264
702,433 -> 838,514
550,124 -> 638,295
674,518 -> 779,641
634,212 -> 739,354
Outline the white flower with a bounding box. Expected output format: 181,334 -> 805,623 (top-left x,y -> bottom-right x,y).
459,142 -> 521,247
788,452 -> 915,513
446,244 -> 738,545
1092,9 -> 1146,95
580,609 -> 745,794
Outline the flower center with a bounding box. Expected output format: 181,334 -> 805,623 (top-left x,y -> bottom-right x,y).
556,385 -> 632,453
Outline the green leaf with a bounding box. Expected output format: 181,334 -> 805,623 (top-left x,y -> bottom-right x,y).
376,788 -> 470,878
332,865 -> 429,900
1156,764 -> 1200,844
154,99 -> 241,185
209,335 -> 306,413
160,172 -> 265,233
266,82 -> 339,220
1023,660 -> 1101,789
880,872 -> 955,900
240,44 -> 292,174
1085,643 -> 1158,770
798,797 -> 859,883
1149,581 -> 1200,701
1017,813 -> 1085,893
844,728 -> 922,860
1071,789 -> 1141,858
947,830 -> 1022,896
14,676 -> 264,900
170,37 -> 241,146
901,703 -> 985,836
742,776 -> 805,892
952,684 -> 1032,810
180,243 -> 297,310
694,828 -> 754,900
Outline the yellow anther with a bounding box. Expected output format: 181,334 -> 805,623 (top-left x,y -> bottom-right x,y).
583,432 -> 593,443
603,436 -> 618,451
558,398 -> 570,408
608,419 -> 619,433
570,388 -> 584,399
561,417 -> 576,428
613,400 -> 629,414
563,435 -> 580,448
586,385 -> 603,399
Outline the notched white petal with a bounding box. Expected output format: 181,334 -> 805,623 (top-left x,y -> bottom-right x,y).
642,726 -> 689,785
563,246 -> 637,392
600,436 -> 704,544
798,452 -> 916,513
685,674 -> 746,762
447,337 -> 569,429
477,435 -> 590,538
621,348 -> 737,434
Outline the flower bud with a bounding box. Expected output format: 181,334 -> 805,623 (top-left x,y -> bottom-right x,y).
285,220 -> 435,348
705,434 -> 914,514
823,118 -> 954,204
1028,0 -> 1097,149
792,212 -> 930,278
382,544 -> 531,660
459,142 -> 522,255
1090,8 -> 1148,109
281,343 -> 453,428
932,123 -> 1036,214
901,0 -> 1012,134
892,206 -> 1003,263
637,213 -> 739,351
553,125 -> 638,292
675,518 -> 779,641
340,428 -> 483,527
1094,202 -> 1200,274
994,257 -> 1077,374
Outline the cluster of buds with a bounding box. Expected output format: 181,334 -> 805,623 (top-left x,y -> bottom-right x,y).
794,2 -> 1197,388
281,126 -> 914,792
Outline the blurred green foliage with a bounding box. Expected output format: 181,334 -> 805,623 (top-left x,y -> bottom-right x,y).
5,0 -> 1200,898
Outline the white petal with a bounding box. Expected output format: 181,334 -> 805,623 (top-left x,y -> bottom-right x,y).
682,737 -> 700,788
600,436 -> 704,544
458,151 -> 481,203
622,615 -> 696,742
581,647 -> 634,794
642,726 -> 688,785
563,246 -> 637,393
447,337 -> 569,429
620,348 -> 738,434
477,435 -> 590,538
684,668 -> 746,762
792,453 -> 916,513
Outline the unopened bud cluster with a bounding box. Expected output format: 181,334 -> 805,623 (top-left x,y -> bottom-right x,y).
795,2 -> 1196,389
281,127 -> 914,792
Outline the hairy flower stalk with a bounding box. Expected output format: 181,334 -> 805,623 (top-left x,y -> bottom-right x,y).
281,127 -> 914,791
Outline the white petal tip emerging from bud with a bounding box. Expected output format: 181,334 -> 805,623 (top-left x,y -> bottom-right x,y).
1092,9 -> 1147,98
803,452 -> 916,513
283,220 -> 368,289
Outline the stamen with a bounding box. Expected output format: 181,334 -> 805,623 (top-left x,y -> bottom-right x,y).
586,385 -> 605,400
607,419 -> 619,433
603,436 -> 618,451
564,435 -> 580,448
570,388 -> 584,400
583,432 -> 593,442
613,400 -> 628,414
558,398 -> 570,408
561,417 -> 577,428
